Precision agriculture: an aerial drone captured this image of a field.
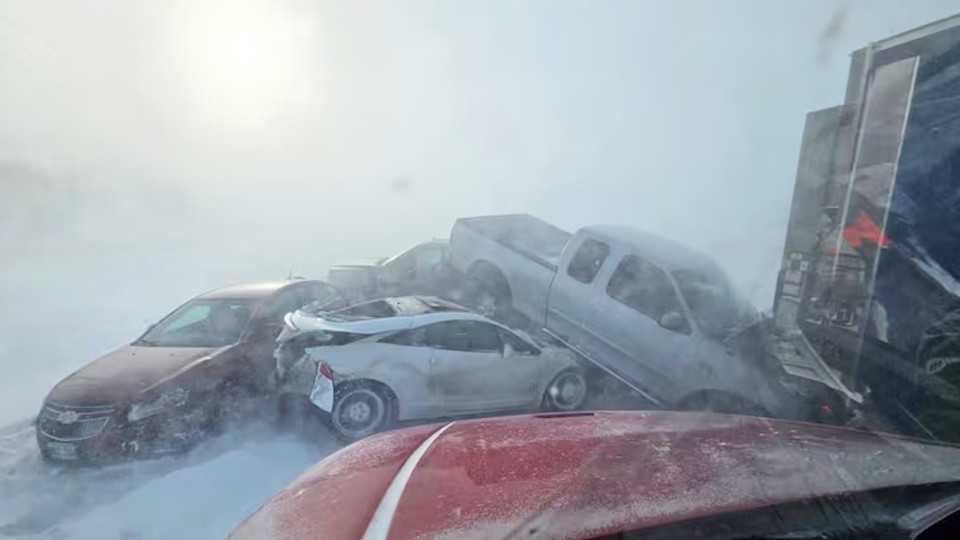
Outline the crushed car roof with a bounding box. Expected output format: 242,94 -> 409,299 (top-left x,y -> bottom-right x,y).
366,296 -> 466,316
284,296 -> 494,336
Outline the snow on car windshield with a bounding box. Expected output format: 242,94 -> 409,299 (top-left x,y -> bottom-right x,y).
6,2 -> 960,540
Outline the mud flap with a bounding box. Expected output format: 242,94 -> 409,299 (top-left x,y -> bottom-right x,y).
770,329 -> 863,404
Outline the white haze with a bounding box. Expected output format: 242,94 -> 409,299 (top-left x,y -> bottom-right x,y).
2,0 -> 959,423
1,1 -> 960,536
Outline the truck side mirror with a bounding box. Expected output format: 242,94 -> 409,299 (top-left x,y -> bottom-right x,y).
502,343 -> 514,358
658,311 -> 688,333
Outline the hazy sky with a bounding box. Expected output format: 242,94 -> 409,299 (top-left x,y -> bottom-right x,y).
2,0 -> 960,421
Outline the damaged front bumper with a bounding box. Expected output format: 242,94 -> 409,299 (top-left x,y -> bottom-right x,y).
36,400 -> 211,463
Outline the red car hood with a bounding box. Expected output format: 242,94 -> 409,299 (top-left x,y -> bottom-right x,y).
47,345 -> 221,405
227,411 -> 960,540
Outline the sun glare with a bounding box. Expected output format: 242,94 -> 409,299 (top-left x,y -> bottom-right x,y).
170,1 -> 314,129
225,34 -> 260,68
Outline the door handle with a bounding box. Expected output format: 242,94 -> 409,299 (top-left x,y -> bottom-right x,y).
429,357 -> 438,365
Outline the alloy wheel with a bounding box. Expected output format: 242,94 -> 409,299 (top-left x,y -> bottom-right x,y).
332,387 -> 386,440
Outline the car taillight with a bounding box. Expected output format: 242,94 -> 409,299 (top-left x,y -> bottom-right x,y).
317,362 -> 334,380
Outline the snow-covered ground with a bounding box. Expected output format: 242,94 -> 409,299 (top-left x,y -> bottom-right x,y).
0,165 -> 643,540
0,223 -> 351,538
0,419 -> 342,539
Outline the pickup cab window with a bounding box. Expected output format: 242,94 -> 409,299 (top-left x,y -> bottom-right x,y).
673,269 -> 756,338
567,239 -> 611,283
606,256 -> 689,333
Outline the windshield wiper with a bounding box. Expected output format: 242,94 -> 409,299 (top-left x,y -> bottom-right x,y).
134,338 -> 157,346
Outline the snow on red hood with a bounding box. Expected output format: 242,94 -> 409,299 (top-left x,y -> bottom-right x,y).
227,411 -> 960,540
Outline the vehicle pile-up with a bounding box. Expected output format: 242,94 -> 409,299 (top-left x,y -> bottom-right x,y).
32,213 -> 958,539
27,13 -> 960,536
34,214 -> 837,462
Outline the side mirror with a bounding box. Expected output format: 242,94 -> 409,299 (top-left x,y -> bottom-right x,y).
502,343 -> 514,358
658,311 -> 687,332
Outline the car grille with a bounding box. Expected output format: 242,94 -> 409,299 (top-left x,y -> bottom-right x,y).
39,402 -> 114,441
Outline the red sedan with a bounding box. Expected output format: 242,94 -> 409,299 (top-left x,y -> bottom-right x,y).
227,411 -> 960,539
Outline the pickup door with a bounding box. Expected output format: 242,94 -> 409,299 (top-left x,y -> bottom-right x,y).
548,240 -> 697,405
546,236 -> 611,349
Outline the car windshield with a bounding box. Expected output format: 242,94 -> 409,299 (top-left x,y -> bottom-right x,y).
138,298 -> 256,347
8,3 -> 960,539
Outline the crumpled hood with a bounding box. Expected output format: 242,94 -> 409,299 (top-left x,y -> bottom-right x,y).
228,411 -> 960,540
47,345 -> 221,405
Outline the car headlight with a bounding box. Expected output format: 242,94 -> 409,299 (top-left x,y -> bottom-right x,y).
127,387 -> 189,422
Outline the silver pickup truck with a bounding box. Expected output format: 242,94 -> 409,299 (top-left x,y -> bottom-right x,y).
449,214 -> 815,419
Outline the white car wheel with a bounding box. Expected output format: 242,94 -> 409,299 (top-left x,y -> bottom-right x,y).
331,386 -> 388,441
544,370 -> 587,411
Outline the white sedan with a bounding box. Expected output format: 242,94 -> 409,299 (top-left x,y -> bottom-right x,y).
274,296 -> 587,440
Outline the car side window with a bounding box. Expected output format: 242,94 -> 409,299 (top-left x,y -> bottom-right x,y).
384,252 -> 416,282
567,239 -> 611,283
414,245 -> 445,277
423,321 -> 502,352
606,255 -> 689,333
497,329 -> 539,355
379,328 -> 425,346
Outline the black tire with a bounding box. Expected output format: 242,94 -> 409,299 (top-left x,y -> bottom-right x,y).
541,369 -> 588,411
913,337 -> 960,440
468,263 -> 512,320
919,337 -> 960,383
331,382 -> 394,442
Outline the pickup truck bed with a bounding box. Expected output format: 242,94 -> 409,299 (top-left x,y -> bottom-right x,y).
455,215 -> 570,271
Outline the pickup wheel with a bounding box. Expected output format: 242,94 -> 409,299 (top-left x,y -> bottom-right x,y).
468,263 -> 512,320
542,369 -> 588,411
